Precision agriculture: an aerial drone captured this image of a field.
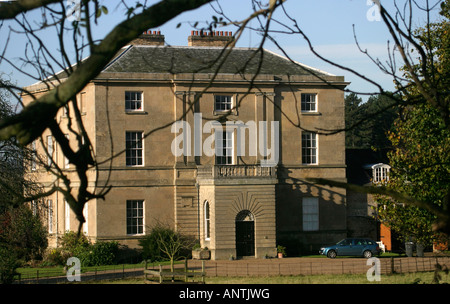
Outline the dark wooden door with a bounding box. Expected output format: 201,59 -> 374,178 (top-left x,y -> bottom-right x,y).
236,220 -> 255,257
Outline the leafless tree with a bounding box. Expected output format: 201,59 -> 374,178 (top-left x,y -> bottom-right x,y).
0,0 -> 448,235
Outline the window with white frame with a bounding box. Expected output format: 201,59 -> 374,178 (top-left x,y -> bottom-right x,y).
31,140 -> 37,171
64,134 -> 70,169
48,199 -> 53,233
372,164 -> 390,183
47,135 -> 53,166
78,92 -> 86,114
301,93 -> 317,112
65,200 -> 70,231
302,132 -> 318,164
204,201 -> 210,240
126,200 -> 144,235
215,130 -> 233,165
125,131 -> 144,166
302,197 -> 319,231
31,200 -> 37,216
83,202 -> 88,235
125,91 -> 143,111
214,95 -> 233,112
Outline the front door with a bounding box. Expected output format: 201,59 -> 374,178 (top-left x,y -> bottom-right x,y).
235,212 -> 255,257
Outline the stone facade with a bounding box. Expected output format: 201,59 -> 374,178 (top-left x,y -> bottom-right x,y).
23,32 -> 349,258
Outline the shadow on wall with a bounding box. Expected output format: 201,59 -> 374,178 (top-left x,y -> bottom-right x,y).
276,171 -> 347,256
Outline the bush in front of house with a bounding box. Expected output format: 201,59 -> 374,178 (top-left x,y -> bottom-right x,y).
78,241 -> 119,267
139,225 -> 173,262
139,224 -> 194,263
0,245 -> 20,284
43,232 -> 119,267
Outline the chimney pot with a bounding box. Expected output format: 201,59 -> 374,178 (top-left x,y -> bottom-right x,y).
188,30 -> 234,47
131,30 -> 165,46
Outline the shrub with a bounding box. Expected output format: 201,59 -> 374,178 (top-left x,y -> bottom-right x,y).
44,232 -> 119,267
0,205 -> 48,262
59,231 -> 90,256
0,245 -> 20,284
78,241 -> 119,267
139,225 -> 173,262
44,248 -> 65,266
139,225 -> 193,262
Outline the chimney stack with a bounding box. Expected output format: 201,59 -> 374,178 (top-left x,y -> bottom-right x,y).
131,30 -> 165,46
188,30 -> 234,47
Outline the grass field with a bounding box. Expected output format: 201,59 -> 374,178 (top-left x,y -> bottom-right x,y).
90,270 -> 449,284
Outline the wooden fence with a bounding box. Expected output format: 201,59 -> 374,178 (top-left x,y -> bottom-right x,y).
16,256 -> 450,283
144,259 -> 205,284
184,256 -> 450,277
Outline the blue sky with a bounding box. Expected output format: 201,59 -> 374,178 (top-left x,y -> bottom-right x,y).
0,0 -> 444,98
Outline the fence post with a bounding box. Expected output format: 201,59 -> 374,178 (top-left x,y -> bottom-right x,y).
144,260 -> 148,281
184,258 -> 188,282
390,257 -> 395,274
202,260 -> 205,284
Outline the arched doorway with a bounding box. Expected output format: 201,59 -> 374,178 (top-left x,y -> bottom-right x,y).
235,210 -> 255,257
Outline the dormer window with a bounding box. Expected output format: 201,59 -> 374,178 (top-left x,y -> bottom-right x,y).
371,163 -> 390,184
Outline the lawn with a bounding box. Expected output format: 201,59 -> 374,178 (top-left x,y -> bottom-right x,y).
86,270 -> 449,284
16,260 -> 174,281
205,271 -> 449,284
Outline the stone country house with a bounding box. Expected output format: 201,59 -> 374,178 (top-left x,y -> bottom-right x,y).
23,31 -> 352,260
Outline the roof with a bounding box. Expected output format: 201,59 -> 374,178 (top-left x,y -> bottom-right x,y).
24,44 -> 346,92
102,45 -> 335,77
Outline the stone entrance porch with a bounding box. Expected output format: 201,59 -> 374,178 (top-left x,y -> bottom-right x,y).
197,165 -> 278,260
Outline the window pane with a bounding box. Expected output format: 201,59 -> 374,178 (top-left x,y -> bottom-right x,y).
125,91 -> 143,111
303,197 -> 319,231
126,131 -> 144,166
301,93 -> 316,112
126,200 -> 144,235
302,132 -> 318,164
214,95 -> 232,111
204,202 -> 210,239
216,130 -> 233,165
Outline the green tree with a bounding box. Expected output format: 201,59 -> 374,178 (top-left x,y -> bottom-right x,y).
345,93 -> 398,150
0,245 -> 20,284
376,103 -> 450,246
345,93 -> 365,148
376,2 -> 450,245
0,205 -> 48,262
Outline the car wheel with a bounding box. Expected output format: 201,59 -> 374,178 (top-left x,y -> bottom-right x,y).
363,250 -> 372,258
327,250 -> 337,259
